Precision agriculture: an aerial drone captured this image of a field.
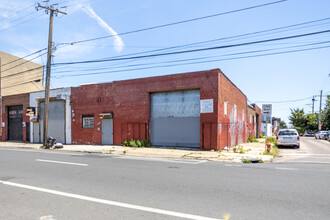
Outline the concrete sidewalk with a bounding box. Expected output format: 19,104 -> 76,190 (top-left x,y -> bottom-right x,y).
0,141 -> 274,163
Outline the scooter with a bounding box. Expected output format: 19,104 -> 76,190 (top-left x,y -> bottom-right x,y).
45,136 -> 63,149
45,136 -> 56,149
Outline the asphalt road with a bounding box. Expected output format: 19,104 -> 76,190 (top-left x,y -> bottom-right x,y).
0,142 -> 330,220
275,136 -> 330,164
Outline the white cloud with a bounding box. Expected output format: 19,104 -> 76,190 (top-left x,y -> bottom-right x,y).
79,5 -> 124,52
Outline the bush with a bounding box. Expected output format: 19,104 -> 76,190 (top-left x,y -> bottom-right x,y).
123,139 -> 151,148
247,133 -> 259,143
266,137 -> 276,145
259,133 -> 264,138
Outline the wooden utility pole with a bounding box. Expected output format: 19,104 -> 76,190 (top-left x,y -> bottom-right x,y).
318,90 -> 323,131
36,3 -> 66,146
312,96 -> 315,114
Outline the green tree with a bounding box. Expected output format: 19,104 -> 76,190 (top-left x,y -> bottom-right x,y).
321,95 -> 330,130
278,120 -> 287,129
289,108 -> 307,134
305,113 -> 318,131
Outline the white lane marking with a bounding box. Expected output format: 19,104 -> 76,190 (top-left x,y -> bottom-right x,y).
40,215 -> 56,220
224,164 -> 242,167
0,180 -> 221,220
276,167 -> 300,171
284,161 -> 330,164
112,155 -> 207,164
36,159 -> 88,166
281,154 -> 330,157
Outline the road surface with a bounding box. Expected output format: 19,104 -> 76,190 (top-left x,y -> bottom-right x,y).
0,139 -> 329,220
275,136 -> 330,164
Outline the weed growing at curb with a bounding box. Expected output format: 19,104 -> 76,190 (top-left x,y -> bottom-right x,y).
122,151 -> 126,155
242,159 -> 252,163
263,146 -> 279,157
182,153 -> 193,158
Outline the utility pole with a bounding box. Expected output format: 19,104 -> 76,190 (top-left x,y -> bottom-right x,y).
318,90 -> 323,131
312,96 -> 315,114
36,3 -> 67,146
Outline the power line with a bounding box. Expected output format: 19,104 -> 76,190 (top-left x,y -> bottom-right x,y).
0,13 -> 45,34
51,40 -> 330,75
0,3 -> 35,23
57,16 -> 330,58
53,43 -> 330,78
254,97 -> 313,104
1,52 -> 47,75
1,66 -> 44,79
53,29 -> 330,66
58,0 -> 288,46
1,76 -> 43,90
0,48 -> 47,67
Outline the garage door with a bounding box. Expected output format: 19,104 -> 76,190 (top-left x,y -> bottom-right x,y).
8,106 -> 23,141
150,90 -> 200,147
39,101 -> 65,143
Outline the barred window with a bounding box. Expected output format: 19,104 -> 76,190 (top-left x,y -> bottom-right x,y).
82,115 -> 94,128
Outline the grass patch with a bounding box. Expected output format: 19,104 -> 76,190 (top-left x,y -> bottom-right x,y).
263,146 -> 279,157
247,133 -> 259,143
123,139 -> 151,148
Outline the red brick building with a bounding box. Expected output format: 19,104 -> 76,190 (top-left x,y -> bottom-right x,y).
71,69 -> 256,150
1,93 -> 30,142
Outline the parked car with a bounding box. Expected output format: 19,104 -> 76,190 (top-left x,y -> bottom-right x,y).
276,129 -> 300,148
304,130 -> 315,137
314,131 -> 329,139
324,131 -> 330,141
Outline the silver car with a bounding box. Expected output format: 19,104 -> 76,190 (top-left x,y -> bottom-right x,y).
276,129 -> 300,148
314,131 -> 328,139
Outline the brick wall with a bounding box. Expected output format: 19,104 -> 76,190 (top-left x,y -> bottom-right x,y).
218,71 -> 248,149
71,69 -> 220,149
71,69 -> 247,150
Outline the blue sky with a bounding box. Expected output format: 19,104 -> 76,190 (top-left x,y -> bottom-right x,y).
0,0 -> 329,124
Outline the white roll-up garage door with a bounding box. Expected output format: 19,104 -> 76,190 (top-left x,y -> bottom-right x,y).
150,90 -> 200,147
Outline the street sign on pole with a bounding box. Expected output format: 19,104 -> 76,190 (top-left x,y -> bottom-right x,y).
262,104 -> 272,116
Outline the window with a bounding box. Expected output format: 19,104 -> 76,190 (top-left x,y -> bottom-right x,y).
224,101 -> 228,116
82,115 -> 94,128
249,114 -> 252,123
242,110 -> 245,122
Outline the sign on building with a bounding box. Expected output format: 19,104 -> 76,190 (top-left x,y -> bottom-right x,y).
26,106 -> 36,116
200,99 -> 213,113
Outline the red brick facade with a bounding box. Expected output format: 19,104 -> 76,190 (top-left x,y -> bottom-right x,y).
1,93 -> 30,142
71,69 -> 252,150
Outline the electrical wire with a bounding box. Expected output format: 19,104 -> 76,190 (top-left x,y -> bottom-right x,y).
51,40 -> 330,75
58,0 -> 288,46
1,48 -> 47,67
53,29 -> 330,66
53,44 -> 330,78
0,3 -> 36,23
0,13 -> 45,34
